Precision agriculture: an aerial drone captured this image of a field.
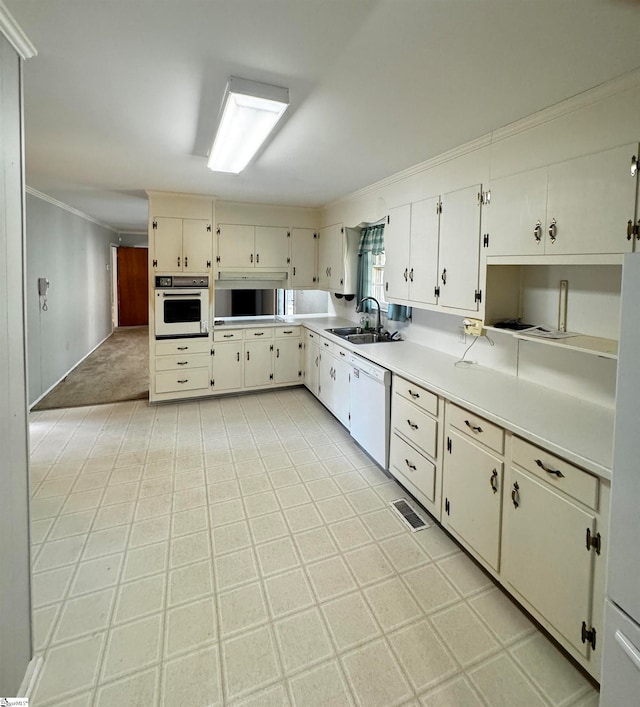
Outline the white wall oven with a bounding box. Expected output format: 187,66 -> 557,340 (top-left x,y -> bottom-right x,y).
154,276 -> 210,339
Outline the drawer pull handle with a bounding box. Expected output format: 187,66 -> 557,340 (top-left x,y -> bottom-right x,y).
408,390 -> 420,399
548,218 -> 557,243
324,342 -> 330,347
490,469 -> 499,494
339,351 -> 345,357
406,420 -> 419,430
535,459 -> 564,477
405,459 -> 417,471
177,379 -> 188,384
511,481 -> 520,508
254,332 -> 264,336
534,220 -> 542,243
464,420 -> 483,434
176,361 -> 188,366
223,334 -> 234,338
177,346 -> 189,351
283,330 -> 293,334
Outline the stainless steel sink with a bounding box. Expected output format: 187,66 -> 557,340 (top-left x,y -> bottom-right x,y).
325,326 -> 364,336
325,328 -> 395,344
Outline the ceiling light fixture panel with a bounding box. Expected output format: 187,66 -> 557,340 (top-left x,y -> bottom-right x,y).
207,76 -> 289,174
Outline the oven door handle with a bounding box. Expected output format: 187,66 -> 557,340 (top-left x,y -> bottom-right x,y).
162,292 -> 202,297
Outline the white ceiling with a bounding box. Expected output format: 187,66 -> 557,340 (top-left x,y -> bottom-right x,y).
6,0 -> 640,232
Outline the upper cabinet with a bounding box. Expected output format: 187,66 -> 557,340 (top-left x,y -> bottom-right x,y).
216,224 -> 290,270
483,143 -> 640,258
290,227 -> 318,288
384,197 -> 440,307
317,223 -> 359,294
152,217 -> 212,272
384,184 -> 483,315
438,184 -> 483,311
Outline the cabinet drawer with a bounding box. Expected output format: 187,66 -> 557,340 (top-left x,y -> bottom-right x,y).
305,329 -> 319,345
244,328 -> 273,339
390,434 -> 436,503
155,353 -> 210,371
512,437 -> 599,509
213,329 -> 243,342
156,339 -> 210,356
275,326 -> 301,338
155,368 -> 210,394
447,402 -> 504,454
394,376 -> 438,417
320,337 -> 334,354
392,395 -> 438,458
334,344 -> 350,362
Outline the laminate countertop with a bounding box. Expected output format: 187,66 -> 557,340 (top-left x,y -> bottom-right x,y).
301,316 -> 614,480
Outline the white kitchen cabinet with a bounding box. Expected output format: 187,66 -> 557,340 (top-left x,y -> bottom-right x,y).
388,375 -> 441,519
482,168 -> 549,257
318,338 -> 350,427
442,402 -> 504,571
273,336 -> 302,385
546,143 -> 638,255
383,204 -> 412,301
153,217 -> 212,272
210,341 -> 243,392
244,340 -> 274,388
384,198 -> 440,306
304,329 -> 320,395
317,223 -> 359,294
291,227 -> 318,288
483,143 -> 639,258
217,224 -> 290,270
437,184 -> 483,312
151,337 -> 211,402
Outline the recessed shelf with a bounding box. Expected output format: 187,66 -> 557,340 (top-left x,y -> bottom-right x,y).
485,326 -> 618,359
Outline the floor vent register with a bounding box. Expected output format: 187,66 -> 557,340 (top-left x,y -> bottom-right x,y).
390,498 -> 431,532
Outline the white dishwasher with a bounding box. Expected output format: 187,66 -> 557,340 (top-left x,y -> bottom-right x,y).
349,353 -> 391,469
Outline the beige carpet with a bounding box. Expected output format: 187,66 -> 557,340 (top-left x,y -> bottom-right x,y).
33,327 -> 149,410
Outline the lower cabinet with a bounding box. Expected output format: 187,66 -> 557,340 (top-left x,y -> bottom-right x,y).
318,337 -> 350,428
211,341 -> 243,391
244,340 -> 274,388
151,338 -> 211,402
274,337 -> 302,385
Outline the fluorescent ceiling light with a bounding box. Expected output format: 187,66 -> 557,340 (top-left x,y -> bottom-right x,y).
207,77 -> 289,174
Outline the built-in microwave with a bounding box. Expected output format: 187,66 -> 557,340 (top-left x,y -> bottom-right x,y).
154,276 -> 210,339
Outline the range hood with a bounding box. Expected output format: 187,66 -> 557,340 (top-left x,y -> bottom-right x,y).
215,271 -> 289,290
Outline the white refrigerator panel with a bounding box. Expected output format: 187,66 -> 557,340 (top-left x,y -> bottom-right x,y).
600,600 -> 640,707
607,254 -> 640,624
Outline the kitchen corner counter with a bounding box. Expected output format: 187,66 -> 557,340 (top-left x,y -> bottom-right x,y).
302,317 -> 614,480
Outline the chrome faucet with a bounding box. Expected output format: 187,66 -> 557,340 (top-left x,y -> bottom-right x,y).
356,296 -> 382,332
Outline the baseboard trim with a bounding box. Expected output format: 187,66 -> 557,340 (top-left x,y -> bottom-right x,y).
17,654 -> 43,697
29,330 -> 113,409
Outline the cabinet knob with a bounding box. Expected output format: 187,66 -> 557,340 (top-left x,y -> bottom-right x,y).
548,218 -> 557,243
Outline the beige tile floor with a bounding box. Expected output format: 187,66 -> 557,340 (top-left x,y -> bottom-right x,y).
27,388 -> 600,706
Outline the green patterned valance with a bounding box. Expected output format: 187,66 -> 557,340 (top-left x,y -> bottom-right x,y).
357,223 -> 385,255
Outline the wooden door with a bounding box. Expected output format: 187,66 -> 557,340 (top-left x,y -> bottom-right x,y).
117,246 -> 148,326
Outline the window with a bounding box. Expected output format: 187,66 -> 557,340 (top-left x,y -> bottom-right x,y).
371,251 -> 387,311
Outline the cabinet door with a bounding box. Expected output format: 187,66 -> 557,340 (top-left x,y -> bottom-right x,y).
546,143 -> 638,255
182,219 -> 212,272
409,196 -> 440,305
442,429 -> 503,570
255,226 -> 290,269
274,338 -> 301,385
483,168 -> 548,256
317,225 -> 333,289
244,341 -> 273,388
438,185 -> 482,312
153,217 -> 183,271
332,355 -> 351,428
326,224 -> 345,291
217,224 -> 254,268
502,467 -> 596,656
291,228 -> 317,288
304,342 -> 319,395
211,342 -> 243,391
318,350 -> 334,408
384,204 -> 411,302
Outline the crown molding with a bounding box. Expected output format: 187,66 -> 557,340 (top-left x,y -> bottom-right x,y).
0,1 -> 36,59
491,67 -> 640,144
327,67 -> 640,211
26,187 -> 118,232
